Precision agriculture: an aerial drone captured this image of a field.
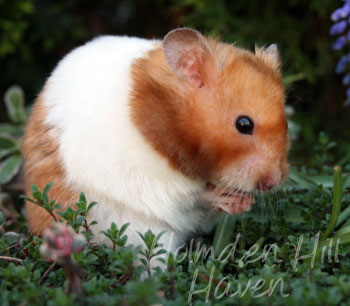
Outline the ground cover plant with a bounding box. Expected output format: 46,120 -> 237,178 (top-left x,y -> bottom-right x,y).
0,155 -> 349,305
0,87 -> 350,305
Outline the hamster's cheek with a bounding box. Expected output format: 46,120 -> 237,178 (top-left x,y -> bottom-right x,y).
217,157 -> 263,192
216,153 -> 286,193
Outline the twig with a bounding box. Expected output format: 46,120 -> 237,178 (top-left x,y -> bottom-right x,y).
44,203 -> 58,222
64,256 -> 85,297
0,256 -> 23,264
40,261 -> 57,284
0,241 -> 21,253
117,274 -> 129,285
169,275 -> 175,300
84,219 -> 90,233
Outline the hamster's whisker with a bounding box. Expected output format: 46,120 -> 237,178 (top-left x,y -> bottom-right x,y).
273,191 -> 281,215
279,182 -> 291,204
257,181 -> 267,210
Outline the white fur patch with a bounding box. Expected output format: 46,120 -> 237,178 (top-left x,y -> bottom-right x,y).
43,35 -> 218,249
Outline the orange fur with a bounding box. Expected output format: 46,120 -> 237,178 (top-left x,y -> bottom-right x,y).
23,91 -> 78,235
130,36 -> 288,185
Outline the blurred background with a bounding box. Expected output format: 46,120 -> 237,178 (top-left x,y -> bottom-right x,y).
0,0 -> 349,170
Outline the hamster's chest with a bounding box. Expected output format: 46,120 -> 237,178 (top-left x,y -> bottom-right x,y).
85,188 -> 221,247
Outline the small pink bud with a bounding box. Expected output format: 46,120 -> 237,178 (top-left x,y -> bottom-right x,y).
40,223 -> 86,262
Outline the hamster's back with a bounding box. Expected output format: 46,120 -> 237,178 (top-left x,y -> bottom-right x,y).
23,35 -> 161,234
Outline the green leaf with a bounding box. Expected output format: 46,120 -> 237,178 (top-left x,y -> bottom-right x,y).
0,123 -> 21,137
76,215 -> 86,225
154,249 -> 167,256
85,254 -> 98,264
0,154 -> 22,185
213,214 -> 237,256
287,167 -> 318,189
334,224 -> 350,238
282,72 -> 306,86
110,222 -> 117,234
119,236 -> 127,246
321,166 -> 343,240
331,233 -> 350,245
319,131 -> 329,146
140,230 -> 156,249
309,175 -> 334,188
0,136 -> 18,158
19,195 -> 37,204
31,184 -> 42,201
33,236 -> 42,245
137,231 -> 148,246
100,231 -> 109,238
336,207 -> 350,228
43,182 -> 54,202
4,232 -> 19,245
140,258 -> 147,266
119,223 -> 130,237
87,201 -> 98,212
79,192 -> 86,204
4,86 -> 26,124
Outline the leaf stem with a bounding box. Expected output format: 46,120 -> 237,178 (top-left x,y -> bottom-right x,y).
0,255 -> 23,264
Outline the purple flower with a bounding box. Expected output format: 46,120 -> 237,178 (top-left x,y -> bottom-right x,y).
346,87 -> 350,97
336,55 -> 348,73
331,2 -> 350,107
346,88 -> 350,106
343,73 -> 350,85
330,20 -> 347,35
331,3 -> 350,22
333,36 -> 347,50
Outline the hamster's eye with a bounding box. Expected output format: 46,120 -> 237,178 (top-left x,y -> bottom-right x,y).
235,116 -> 254,135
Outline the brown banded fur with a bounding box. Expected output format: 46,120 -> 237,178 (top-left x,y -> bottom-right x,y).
23,91 -> 78,235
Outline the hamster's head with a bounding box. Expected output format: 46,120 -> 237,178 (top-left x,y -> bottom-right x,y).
132,28 -> 290,214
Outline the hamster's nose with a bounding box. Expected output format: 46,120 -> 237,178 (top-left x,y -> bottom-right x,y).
256,178 -> 276,191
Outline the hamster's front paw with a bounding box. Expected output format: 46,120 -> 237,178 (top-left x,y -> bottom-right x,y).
203,182 -> 255,214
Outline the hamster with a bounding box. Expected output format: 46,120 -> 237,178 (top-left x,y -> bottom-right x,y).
23,28 -> 289,253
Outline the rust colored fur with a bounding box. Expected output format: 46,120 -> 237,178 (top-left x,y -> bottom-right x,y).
130,38 -> 288,184
23,91 -> 78,235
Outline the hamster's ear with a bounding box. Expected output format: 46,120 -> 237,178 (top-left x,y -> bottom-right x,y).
255,44 -> 281,71
163,28 -> 216,88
